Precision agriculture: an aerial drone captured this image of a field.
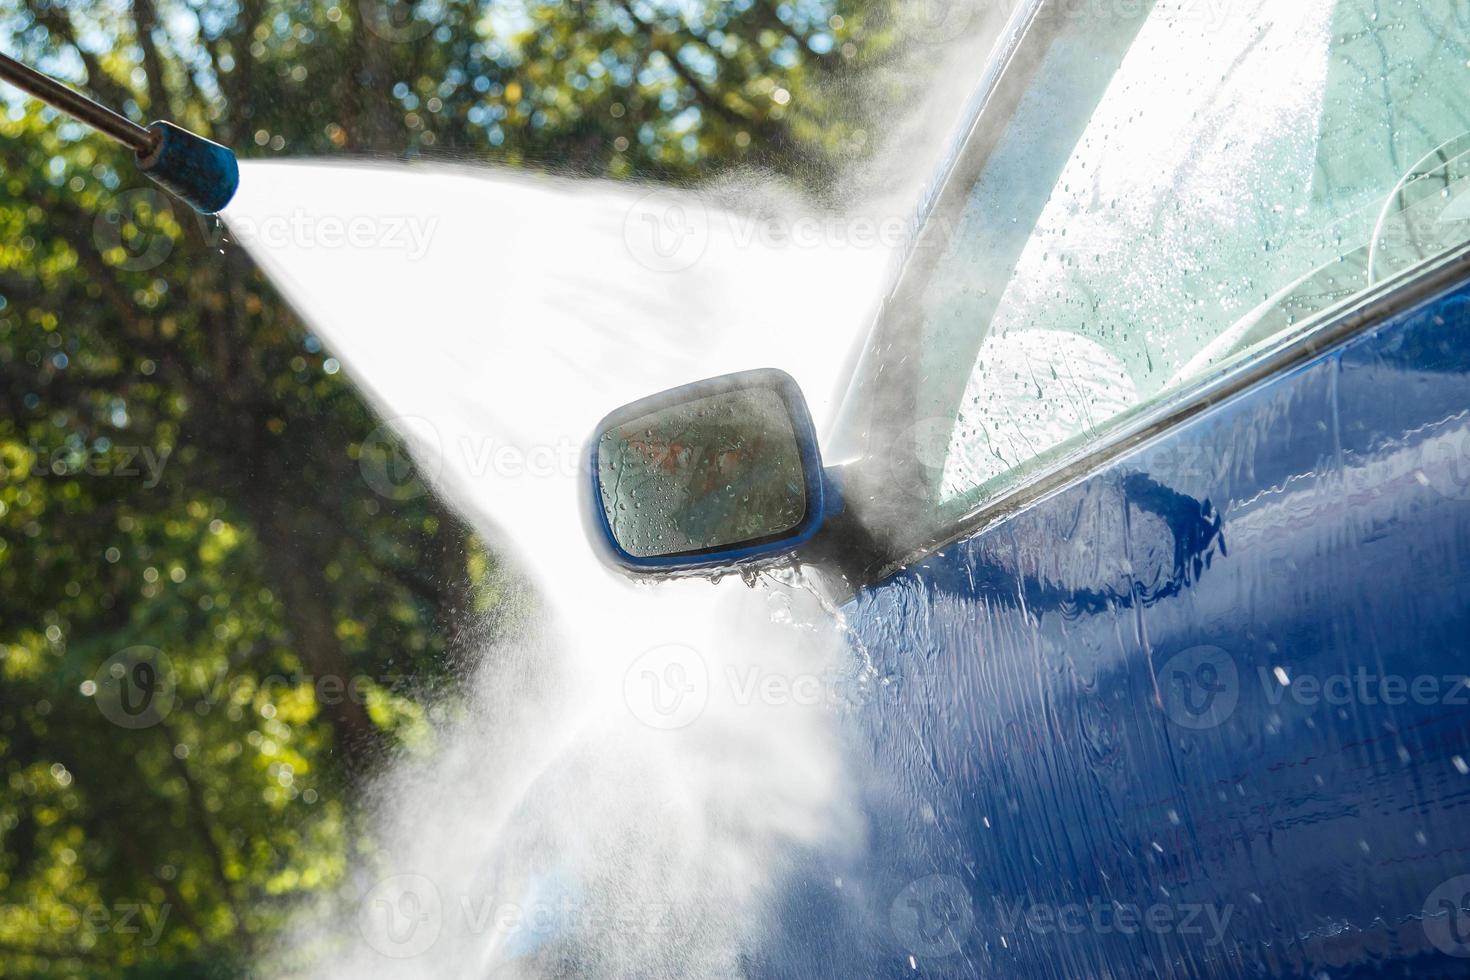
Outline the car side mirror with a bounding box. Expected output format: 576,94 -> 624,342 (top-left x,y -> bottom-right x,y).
585,368 -> 831,575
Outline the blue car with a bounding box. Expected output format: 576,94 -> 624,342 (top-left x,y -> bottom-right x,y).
587,0 -> 1470,975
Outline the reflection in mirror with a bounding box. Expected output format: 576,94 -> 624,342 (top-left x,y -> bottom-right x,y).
596,386 -> 806,559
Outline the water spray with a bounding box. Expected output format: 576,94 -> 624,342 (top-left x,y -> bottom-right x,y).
0,52 -> 239,214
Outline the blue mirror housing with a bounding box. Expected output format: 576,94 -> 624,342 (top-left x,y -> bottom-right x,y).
585,368 -> 831,575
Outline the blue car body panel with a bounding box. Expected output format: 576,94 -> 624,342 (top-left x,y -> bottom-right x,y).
807,277 -> 1470,977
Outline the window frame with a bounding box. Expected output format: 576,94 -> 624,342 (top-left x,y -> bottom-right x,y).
821,0 -> 1470,594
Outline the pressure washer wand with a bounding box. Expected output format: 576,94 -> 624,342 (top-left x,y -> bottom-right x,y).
0,51 -> 239,214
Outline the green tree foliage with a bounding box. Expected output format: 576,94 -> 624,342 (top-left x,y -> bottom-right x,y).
0,0 -> 902,973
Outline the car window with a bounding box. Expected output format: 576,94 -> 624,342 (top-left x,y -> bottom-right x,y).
918,0 -> 1470,509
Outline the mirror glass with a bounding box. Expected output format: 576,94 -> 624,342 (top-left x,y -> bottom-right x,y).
596,385 -> 807,558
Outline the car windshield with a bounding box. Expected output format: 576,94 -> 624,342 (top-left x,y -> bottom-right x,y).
841,0 -> 1470,541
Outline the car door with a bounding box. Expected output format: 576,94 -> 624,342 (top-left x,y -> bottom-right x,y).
774,1 -> 1470,976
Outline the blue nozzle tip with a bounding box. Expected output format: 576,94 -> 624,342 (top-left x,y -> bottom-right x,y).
135,120 -> 239,215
